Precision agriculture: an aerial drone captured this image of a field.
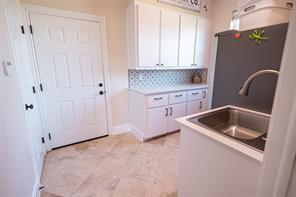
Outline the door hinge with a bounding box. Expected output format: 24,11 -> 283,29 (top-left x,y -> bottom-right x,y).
40,83 -> 43,92
48,133 -> 51,140
29,25 -> 33,34
41,137 -> 45,144
32,86 -> 36,93
20,26 -> 25,34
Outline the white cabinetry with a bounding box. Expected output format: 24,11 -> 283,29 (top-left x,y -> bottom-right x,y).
127,2 -> 213,69
138,3 -> 160,68
160,9 -> 180,67
168,102 -> 187,132
195,18 -> 213,68
186,88 -> 209,115
179,13 -> 197,67
148,107 -> 168,138
129,87 -> 209,141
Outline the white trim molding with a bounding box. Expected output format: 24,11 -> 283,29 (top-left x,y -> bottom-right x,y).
130,125 -> 144,142
110,124 -> 131,135
257,3 -> 296,196
21,4 -> 113,150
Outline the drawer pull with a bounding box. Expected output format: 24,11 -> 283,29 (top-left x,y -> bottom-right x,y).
154,97 -> 163,101
192,92 -> 199,95
175,94 -> 182,98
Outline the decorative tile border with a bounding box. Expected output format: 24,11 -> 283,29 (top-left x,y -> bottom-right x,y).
129,68 -> 207,88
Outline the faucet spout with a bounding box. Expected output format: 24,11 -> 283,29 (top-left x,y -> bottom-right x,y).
239,69 -> 279,96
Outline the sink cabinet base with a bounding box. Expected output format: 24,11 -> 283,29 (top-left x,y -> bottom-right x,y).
179,125 -> 262,197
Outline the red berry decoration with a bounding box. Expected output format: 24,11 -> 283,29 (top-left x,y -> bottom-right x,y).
234,32 -> 241,39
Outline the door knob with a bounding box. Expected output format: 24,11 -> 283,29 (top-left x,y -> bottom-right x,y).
99,91 -> 104,95
25,104 -> 34,110
98,83 -> 103,87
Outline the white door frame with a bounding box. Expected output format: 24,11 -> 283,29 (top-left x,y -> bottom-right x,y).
21,4 -> 113,150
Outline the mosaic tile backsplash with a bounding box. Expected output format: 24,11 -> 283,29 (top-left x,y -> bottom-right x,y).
129,69 -> 207,88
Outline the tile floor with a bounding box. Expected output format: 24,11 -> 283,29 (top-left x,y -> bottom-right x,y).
41,132 -> 180,197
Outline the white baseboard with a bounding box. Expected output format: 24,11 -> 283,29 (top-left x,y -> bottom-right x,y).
130,125 -> 144,142
110,124 -> 131,135
32,178 -> 40,197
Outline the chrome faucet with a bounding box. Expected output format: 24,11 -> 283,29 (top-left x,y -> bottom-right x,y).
239,69 -> 279,96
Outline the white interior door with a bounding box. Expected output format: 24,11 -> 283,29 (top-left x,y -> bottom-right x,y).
160,9 -> 179,67
3,0 -> 45,179
29,13 -> 108,148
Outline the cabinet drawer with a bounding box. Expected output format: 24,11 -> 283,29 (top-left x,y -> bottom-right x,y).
148,94 -> 168,108
169,91 -> 187,104
187,89 -> 203,101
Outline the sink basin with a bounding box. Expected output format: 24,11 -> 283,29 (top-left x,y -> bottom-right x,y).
188,106 -> 270,151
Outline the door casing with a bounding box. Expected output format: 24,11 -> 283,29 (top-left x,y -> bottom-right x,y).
21,4 -> 113,150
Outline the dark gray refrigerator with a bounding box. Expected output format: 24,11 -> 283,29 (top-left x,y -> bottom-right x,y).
212,23 -> 289,114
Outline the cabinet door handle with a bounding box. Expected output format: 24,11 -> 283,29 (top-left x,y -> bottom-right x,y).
154,97 -> 163,101
170,107 -> 173,116
175,94 -> 182,98
199,101 -> 203,109
165,108 -> 168,117
203,90 -> 206,98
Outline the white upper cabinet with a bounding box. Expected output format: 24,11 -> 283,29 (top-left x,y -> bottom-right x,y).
178,13 -> 197,68
160,9 -> 180,67
126,2 -> 213,69
138,3 -> 160,68
194,18 -> 213,68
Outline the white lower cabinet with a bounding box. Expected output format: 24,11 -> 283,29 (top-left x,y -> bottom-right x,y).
148,107 -> 168,138
168,103 -> 187,132
186,88 -> 209,115
129,87 -> 209,141
186,100 -> 202,115
147,102 -> 186,138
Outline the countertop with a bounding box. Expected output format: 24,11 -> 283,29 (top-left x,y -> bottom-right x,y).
176,105 -> 265,162
129,84 -> 209,95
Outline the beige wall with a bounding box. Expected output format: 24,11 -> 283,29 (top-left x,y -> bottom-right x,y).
20,0 -> 214,127
212,0 -> 239,33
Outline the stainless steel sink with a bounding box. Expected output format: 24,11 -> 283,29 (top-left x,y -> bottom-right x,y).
188,106 -> 270,151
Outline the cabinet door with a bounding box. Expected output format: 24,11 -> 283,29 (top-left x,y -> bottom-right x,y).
186,100 -> 203,115
148,107 -> 168,138
201,89 -> 209,111
179,14 -> 197,67
160,9 -> 180,67
138,3 -> 160,67
168,103 -> 187,132
194,18 -> 213,68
